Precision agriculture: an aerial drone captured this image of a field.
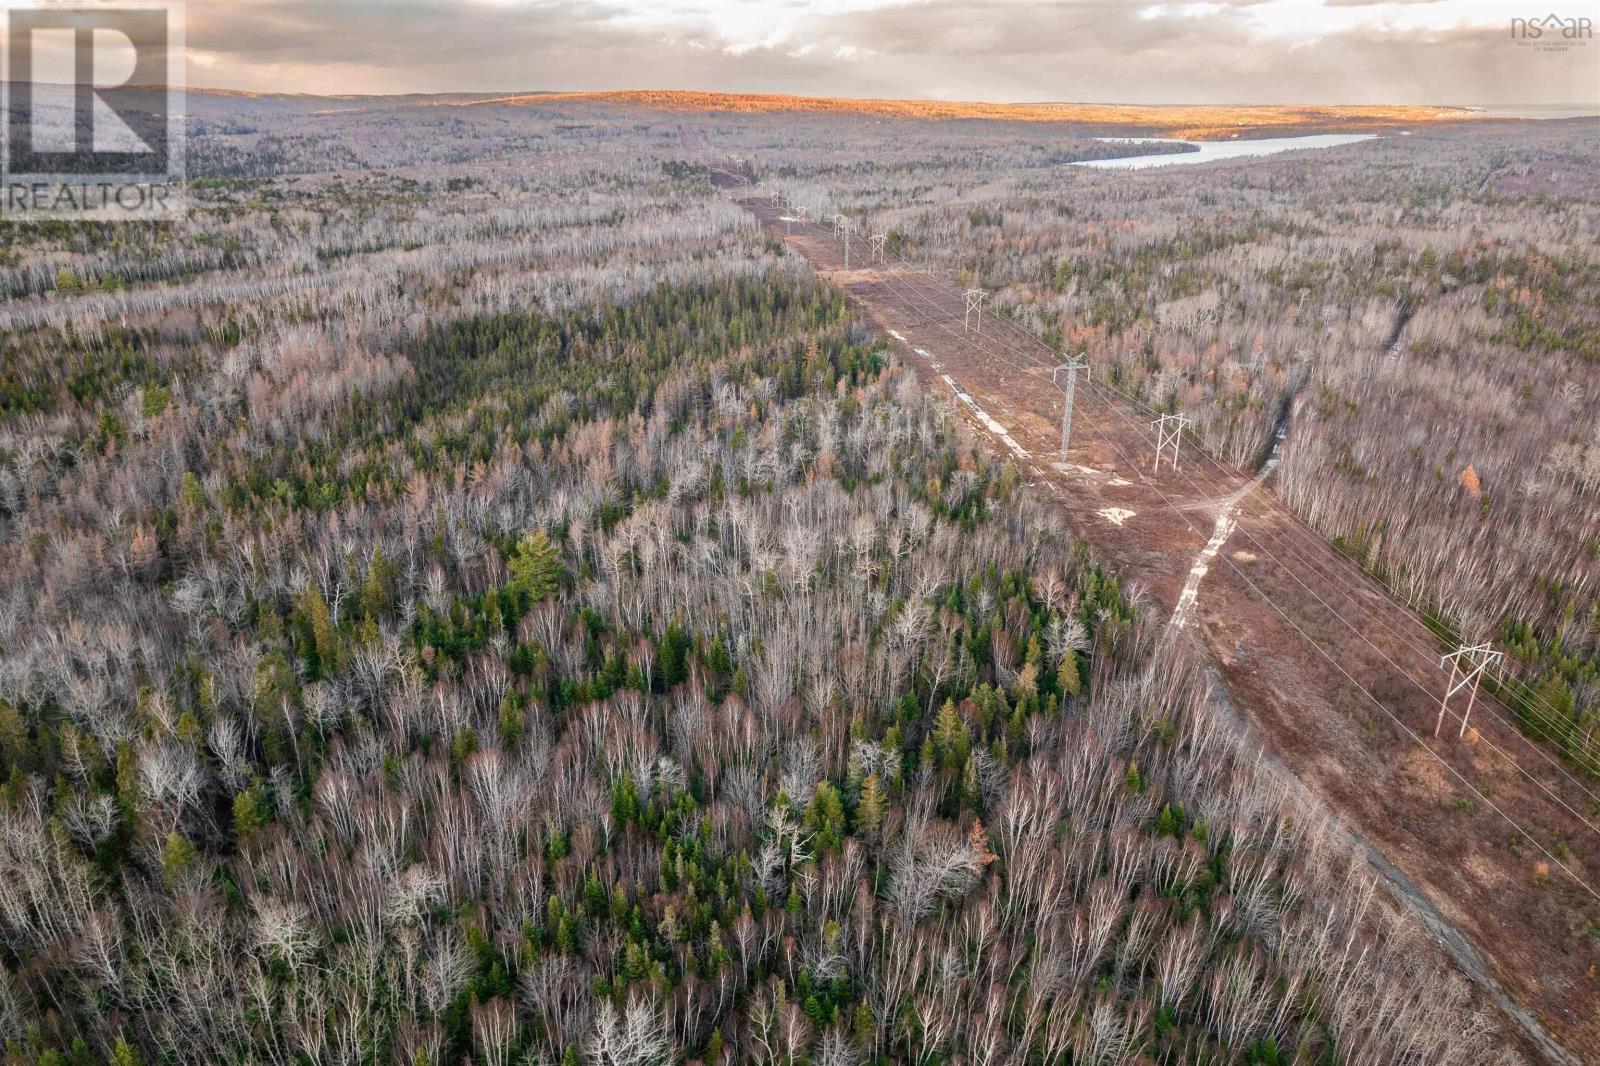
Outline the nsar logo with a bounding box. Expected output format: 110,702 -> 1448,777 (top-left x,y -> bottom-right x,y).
1510,12 -> 1593,52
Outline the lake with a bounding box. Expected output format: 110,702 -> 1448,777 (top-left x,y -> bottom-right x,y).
1076,133 -> 1381,170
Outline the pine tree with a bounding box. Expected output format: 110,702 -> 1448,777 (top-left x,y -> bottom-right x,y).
933,698 -> 970,771
300,585 -> 343,679
612,774 -> 640,825
232,788 -> 269,841
160,832 -> 198,888
855,772 -> 886,836
1024,633 -> 1043,667
361,546 -> 392,618
968,818 -> 998,866
1154,804 -> 1184,838
852,1003 -> 875,1044
804,781 -> 846,852
961,755 -> 981,811
658,621 -> 692,689
786,883 -> 804,920
498,700 -> 525,745
610,885 -> 629,926
178,471 -> 207,520
509,530 -> 564,602
1057,650 -> 1082,699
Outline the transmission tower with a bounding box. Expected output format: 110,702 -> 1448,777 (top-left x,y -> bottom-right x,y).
1052,355 -> 1089,455
1434,643 -> 1505,738
1151,413 -> 1191,472
963,289 -> 988,334
869,233 -> 887,263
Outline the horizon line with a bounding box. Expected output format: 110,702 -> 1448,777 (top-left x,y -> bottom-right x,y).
28,84 -> 1600,112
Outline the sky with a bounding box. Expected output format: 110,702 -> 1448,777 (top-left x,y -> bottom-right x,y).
183,0 -> 1600,106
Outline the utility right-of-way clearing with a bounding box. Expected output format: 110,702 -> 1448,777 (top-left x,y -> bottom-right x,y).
730,185 -> 1600,1064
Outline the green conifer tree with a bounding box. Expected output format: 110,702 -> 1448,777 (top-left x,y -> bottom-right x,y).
509,530 -> 564,602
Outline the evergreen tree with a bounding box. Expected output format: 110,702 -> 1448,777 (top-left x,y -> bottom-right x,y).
232,788 -> 269,842
1057,650 -> 1082,699
509,530 -> 564,602
361,546 -> 393,618
160,833 -> 198,888
933,698 -> 970,771
855,771 -> 886,836
299,584 -> 343,679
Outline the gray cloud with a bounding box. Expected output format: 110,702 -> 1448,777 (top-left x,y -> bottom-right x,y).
184,0 -> 1600,106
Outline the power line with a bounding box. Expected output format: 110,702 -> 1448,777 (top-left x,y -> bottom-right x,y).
865,233 -> 1600,817
768,186 -> 1600,782
748,187 -> 1600,874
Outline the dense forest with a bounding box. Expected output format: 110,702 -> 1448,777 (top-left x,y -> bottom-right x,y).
0,94 -> 1540,1062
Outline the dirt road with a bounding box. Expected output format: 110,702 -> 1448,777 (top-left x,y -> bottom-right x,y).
736,190 -> 1600,1063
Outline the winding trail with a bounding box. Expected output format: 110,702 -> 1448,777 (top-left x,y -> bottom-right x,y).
1167,416 -> 1287,636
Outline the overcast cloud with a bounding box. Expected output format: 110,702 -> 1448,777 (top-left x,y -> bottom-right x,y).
183,0 -> 1599,105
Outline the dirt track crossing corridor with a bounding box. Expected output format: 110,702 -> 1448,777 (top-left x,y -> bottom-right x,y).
732,186 -> 1600,1064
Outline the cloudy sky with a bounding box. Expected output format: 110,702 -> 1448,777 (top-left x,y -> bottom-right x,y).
185,0 -> 1598,105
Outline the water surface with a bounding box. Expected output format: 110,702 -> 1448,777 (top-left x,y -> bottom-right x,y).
1077,134 -> 1380,170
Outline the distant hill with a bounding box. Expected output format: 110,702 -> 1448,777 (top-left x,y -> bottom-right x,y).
453,89 -> 1481,139
142,86 -> 1492,139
